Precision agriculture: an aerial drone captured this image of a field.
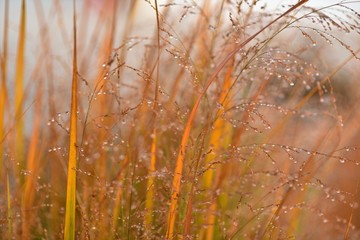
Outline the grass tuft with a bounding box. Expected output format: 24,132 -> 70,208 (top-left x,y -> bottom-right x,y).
1,0 -> 360,239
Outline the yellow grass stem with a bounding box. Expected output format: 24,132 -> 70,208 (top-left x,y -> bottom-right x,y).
14,0 -> 26,170
145,0 -> 161,231
0,0 -> 9,179
21,88 -> 42,238
145,128 -> 157,228
64,1 -> 78,239
203,63 -> 233,188
166,1 -> 309,237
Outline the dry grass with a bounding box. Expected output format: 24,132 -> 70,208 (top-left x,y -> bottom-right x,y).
1,0 -> 360,239
64,1 -> 78,239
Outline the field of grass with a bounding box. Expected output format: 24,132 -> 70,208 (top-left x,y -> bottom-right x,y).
1,0 -> 360,239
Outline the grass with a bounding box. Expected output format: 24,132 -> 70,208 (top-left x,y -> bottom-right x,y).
14,0 -> 26,177
64,1 -> 78,239
1,0 -> 360,239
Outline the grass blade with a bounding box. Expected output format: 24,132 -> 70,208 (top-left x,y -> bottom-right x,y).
145,0 -> 161,231
64,1 -> 78,239
14,0 -> 26,171
145,127 -> 157,228
21,86 -> 42,238
0,0 -> 9,179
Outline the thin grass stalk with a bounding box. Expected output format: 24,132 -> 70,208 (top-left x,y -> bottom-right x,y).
127,155 -> 138,238
110,129 -> 135,237
344,211 -> 354,240
203,62 -> 234,188
262,124 -> 340,239
201,62 -> 234,240
107,82 -> 151,237
14,0 -> 26,173
79,0 -> 118,156
33,2 -> 63,234
145,0 -> 161,231
145,128 -> 157,228
6,172 -> 12,239
114,1 -> 138,88
166,1 -> 309,237
191,0 -> 210,82
0,0 -> 9,179
280,149 -> 321,238
285,115 -> 349,236
183,126 -> 208,237
64,1 -> 78,239
111,183 -> 123,239
110,151 -> 131,238
344,179 -> 359,240
87,2 -> 118,237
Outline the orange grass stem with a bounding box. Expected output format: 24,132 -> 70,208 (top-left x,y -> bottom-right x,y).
0,0 -> 9,179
